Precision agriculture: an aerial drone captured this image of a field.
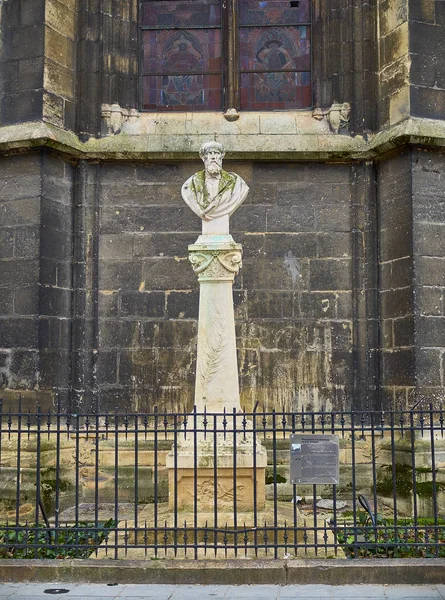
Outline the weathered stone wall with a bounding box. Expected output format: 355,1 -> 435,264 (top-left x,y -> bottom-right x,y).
77,0 -> 138,138
0,0 -> 45,125
378,0 -> 445,126
377,0 -> 410,127
43,0 -> 77,130
0,154 -> 41,401
410,1 -> 445,120
378,151 -> 415,408
412,150 -> 445,405
97,161 -> 354,413
38,153 -> 74,400
1,0 -> 445,412
312,0 -> 377,135
378,148 -> 445,408
0,152 -> 73,408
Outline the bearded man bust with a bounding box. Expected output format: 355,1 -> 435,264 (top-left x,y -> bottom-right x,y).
181,141 -> 249,234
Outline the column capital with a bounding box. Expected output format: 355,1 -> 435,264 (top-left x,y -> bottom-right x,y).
189,237 -> 242,282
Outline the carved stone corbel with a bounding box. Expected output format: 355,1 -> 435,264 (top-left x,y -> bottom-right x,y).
312,102 -> 351,134
101,103 -> 141,136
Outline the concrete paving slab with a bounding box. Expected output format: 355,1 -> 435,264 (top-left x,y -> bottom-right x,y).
3,583 -> 445,600
221,585 -> 279,597
330,585 -> 387,597
169,593 -> 227,599
398,597 -> 442,600
380,587 -> 442,599
6,584 -> 72,597
436,586 -> 445,599
279,585 -> 334,598
0,585 -> 24,598
121,584 -> 177,596
61,584 -> 128,596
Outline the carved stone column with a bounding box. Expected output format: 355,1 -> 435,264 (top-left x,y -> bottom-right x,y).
189,235 -> 242,412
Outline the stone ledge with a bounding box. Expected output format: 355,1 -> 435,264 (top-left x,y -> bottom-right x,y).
0,558 -> 445,585
1,117 -> 445,160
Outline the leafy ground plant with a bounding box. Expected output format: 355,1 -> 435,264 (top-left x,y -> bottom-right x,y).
335,511 -> 445,558
0,519 -> 116,559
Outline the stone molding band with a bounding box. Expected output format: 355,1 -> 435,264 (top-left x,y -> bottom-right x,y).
1,118 -> 445,161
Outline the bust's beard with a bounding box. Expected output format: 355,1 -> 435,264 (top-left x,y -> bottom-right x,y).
205,162 -> 222,176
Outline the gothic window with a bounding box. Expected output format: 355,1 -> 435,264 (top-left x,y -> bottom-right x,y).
140,0 -> 311,111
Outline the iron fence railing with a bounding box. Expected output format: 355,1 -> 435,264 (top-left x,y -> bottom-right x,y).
0,398 -> 444,560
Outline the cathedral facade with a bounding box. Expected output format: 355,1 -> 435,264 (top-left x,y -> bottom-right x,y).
1,0 -> 445,413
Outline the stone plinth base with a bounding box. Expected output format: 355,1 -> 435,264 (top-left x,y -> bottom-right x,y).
168,466 -> 266,512
166,429 -> 268,512
93,500 -> 345,559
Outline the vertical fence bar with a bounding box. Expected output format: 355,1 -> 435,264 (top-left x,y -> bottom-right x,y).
291,410 -> 298,557
74,412 -> 80,556
153,407 -> 158,558
94,409 -> 99,555
0,400 -> 2,474
330,410 -> 337,556
174,413 -> 178,557
409,409 -> 418,552
350,411 -> 357,558
213,411 -> 218,557
370,411 -> 378,549
429,404 -> 439,556
252,404 -> 258,558
193,406 -> 198,560
133,414 -> 139,546
54,398 -> 61,551
114,409 -> 119,559
272,410 -> 278,559
15,396 -> 22,540
311,410 -> 318,556
232,408 -> 237,558
389,410 -> 398,550
34,407 -> 41,558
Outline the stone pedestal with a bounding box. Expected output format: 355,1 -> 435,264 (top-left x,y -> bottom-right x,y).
166,428 -> 267,511
189,234 -> 242,412
166,232 -> 267,513
168,467 -> 266,512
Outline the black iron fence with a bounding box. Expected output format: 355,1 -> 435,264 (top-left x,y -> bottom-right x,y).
0,399 -> 444,560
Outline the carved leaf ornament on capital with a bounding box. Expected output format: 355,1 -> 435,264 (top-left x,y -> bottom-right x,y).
190,249 -> 242,281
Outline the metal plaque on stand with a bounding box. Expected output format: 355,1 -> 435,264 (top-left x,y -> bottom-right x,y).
289,434 -> 339,485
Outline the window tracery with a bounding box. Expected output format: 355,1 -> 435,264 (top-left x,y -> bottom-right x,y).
140,0 -> 311,111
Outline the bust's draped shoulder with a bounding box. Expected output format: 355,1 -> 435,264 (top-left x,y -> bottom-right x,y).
181,170 -> 249,221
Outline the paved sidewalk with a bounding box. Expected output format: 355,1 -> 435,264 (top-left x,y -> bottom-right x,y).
1,584 -> 444,599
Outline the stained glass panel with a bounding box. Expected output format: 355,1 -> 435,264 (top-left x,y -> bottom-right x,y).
140,0 -> 312,111
240,71 -> 311,110
141,0 -> 221,28
240,0 -> 310,26
142,29 -> 222,74
142,75 -> 222,110
240,26 -> 310,72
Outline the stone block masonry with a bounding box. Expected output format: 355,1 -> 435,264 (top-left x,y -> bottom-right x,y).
1,0 -> 445,412
0,152 -> 74,409
96,161 -> 355,414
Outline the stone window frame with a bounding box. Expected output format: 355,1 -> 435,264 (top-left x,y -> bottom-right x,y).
138,0 -> 313,115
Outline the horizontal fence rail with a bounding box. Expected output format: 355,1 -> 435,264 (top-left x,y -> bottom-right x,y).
0,399 -> 444,560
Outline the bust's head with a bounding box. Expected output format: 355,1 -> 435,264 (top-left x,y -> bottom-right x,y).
199,141 -> 225,176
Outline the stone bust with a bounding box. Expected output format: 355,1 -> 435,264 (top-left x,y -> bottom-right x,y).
181,142 -> 249,231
